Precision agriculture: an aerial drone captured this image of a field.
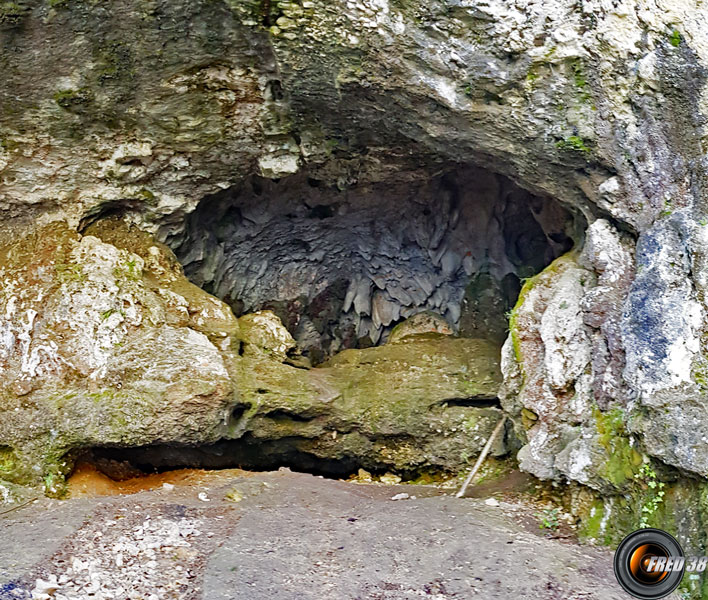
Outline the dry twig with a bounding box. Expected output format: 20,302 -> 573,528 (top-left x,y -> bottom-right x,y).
456,416 -> 507,498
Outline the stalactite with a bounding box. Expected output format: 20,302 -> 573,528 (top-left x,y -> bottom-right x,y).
167,166 -> 581,360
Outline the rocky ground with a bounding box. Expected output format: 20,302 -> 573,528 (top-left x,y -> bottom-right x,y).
2,0 -> 708,569
0,468 -> 636,600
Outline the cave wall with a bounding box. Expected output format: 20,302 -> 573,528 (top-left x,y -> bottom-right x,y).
1,0 -> 705,237
168,166 -> 578,359
0,0 -> 707,559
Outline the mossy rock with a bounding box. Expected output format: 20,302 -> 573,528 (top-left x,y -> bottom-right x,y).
0,222 -> 238,489
388,311 -> 453,344
227,334 -> 505,473
238,311 -> 296,358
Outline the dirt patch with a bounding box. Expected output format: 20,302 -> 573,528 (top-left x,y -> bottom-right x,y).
66,463 -> 253,498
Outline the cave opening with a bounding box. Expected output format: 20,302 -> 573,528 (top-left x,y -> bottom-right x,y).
163,164 -> 585,364
67,163 -> 587,486
74,440 -> 366,484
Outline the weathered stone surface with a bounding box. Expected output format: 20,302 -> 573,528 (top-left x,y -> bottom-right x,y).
500,239 -> 658,496
320,335 -> 505,471
502,219 -> 708,553
387,311 -> 453,344
238,310 -> 296,359
1,0 -> 705,236
82,331 -> 506,476
1,0 -> 708,560
0,222 -> 240,490
224,333 -> 505,474
578,219 -> 635,410
501,254 -> 599,485
0,222 -> 507,489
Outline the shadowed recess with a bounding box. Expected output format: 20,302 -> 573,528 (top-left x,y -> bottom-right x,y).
164,164 -> 584,363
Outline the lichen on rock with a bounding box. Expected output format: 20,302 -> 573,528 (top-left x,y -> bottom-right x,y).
1,0 -> 708,575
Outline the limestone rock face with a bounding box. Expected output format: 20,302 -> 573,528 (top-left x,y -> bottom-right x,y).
387,312 -> 453,344
501,254 -> 597,484
622,214 -> 708,477
500,223 -> 646,496
238,310 -> 297,359
229,334 -> 505,475
0,222 -> 239,490
1,0 -> 708,554
2,0 -> 704,236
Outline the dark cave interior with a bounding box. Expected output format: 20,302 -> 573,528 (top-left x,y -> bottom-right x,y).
164,164 -> 584,364
74,163 -> 586,481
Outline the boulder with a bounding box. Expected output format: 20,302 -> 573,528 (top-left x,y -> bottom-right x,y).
387,311 -> 454,344
0,222 -> 239,491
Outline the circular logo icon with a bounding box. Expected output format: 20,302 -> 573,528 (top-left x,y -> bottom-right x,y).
614,529 -> 685,599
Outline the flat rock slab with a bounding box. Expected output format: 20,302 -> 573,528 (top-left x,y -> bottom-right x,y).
0,470 -> 633,599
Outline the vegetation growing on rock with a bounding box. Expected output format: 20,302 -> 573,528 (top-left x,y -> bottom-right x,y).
0,1 -> 708,589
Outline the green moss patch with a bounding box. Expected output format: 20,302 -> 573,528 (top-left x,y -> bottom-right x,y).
0,1 -> 28,26
54,88 -> 94,112
0,446 -> 20,482
595,408 -> 643,488
556,135 -> 591,155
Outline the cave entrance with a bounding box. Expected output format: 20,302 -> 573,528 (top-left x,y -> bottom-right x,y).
70,167 -> 585,486
75,440 -> 365,484
164,164 -> 584,364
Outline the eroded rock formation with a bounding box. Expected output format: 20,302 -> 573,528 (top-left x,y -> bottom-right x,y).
1,0 -> 708,577
169,167 -> 577,360
0,220 -> 505,492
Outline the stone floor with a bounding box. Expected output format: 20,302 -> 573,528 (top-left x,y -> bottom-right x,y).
0,469 -> 635,599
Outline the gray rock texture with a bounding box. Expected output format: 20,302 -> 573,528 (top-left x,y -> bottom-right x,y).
1,0 -> 708,561
0,220 -> 506,490
1,0 -> 705,234
170,167 -> 576,357
0,470 -> 631,600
